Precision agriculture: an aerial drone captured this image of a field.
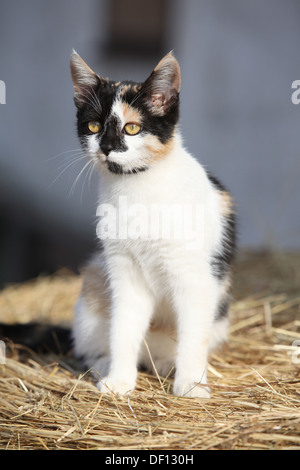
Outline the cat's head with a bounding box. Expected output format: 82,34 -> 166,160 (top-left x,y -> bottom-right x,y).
70,51 -> 181,175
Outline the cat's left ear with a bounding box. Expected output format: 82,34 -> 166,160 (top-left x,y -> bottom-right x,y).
70,50 -> 99,106
143,51 -> 181,116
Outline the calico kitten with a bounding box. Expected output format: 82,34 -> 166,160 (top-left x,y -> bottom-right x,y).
70,51 -> 236,398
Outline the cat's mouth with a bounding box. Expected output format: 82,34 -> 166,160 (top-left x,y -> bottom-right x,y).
98,150 -> 148,175
107,160 -> 148,175
99,152 -> 148,175
107,161 -> 127,174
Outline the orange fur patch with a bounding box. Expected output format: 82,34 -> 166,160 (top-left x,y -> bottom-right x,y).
81,260 -> 110,318
133,84 -> 142,93
218,191 -> 234,217
144,134 -> 175,162
119,84 -> 131,97
119,83 -> 142,96
120,102 -> 143,124
149,319 -> 177,340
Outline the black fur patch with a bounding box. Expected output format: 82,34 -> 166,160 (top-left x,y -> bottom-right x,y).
212,216 -> 236,279
0,323 -> 71,354
100,115 -> 127,156
107,161 -> 148,175
122,84 -> 179,145
207,171 -> 237,280
211,214 -> 236,280
76,79 -> 118,142
214,295 -> 231,321
206,171 -> 227,192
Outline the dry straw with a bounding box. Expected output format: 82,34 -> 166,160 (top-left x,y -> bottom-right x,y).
0,252 -> 299,450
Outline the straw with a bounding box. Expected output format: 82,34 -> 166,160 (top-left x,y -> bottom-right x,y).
0,251 -> 299,450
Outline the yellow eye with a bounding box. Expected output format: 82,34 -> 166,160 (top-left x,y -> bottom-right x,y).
88,121 -> 101,133
124,123 -> 141,136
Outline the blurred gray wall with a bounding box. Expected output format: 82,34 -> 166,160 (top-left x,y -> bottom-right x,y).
0,0 -> 300,284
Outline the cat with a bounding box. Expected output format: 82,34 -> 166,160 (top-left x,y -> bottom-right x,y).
70,50 -> 236,398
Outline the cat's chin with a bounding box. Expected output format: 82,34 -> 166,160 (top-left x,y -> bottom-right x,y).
107,160 -> 148,175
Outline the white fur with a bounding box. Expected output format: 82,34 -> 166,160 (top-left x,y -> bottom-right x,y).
73,118 -> 230,398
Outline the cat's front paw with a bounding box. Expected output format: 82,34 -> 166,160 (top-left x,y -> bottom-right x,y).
173,379 -> 210,398
97,376 -> 136,396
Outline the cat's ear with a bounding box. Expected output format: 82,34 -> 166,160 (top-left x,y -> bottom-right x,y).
143,52 -> 181,116
70,50 -> 99,106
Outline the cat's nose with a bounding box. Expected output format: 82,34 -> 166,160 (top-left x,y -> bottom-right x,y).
100,142 -> 114,156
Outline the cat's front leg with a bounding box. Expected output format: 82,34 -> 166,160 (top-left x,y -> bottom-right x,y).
98,254 -> 154,396
172,271 -> 218,399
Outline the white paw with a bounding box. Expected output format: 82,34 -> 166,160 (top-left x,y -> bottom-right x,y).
173,379 -> 210,398
97,376 -> 136,396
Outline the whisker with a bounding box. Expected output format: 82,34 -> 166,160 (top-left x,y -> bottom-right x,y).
91,88 -> 102,113
55,153 -> 87,171
84,88 -> 102,115
47,154 -> 87,190
88,160 -> 97,193
69,159 -> 93,198
129,86 -> 145,107
80,90 -> 98,114
80,159 -> 96,202
46,148 -> 84,162
54,155 -> 87,180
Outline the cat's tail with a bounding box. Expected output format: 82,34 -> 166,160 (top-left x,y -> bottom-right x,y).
0,322 -> 72,354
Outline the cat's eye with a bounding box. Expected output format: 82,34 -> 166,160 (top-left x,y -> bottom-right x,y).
88,121 -> 102,133
123,123 -> 141,136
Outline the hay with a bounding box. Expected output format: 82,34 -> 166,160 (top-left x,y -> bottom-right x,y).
0,252 -> 299,450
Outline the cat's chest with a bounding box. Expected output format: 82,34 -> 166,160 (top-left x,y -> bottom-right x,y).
102,221 -> 176,297
98,158 -> 223,290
